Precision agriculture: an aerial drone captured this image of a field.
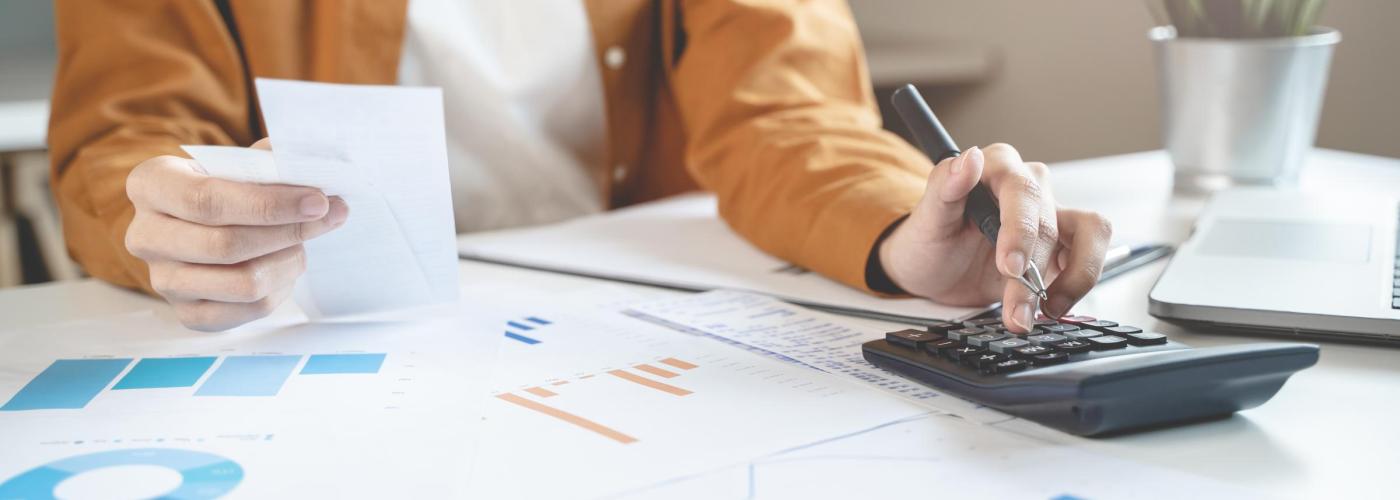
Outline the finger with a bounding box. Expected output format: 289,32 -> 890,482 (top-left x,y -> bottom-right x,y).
250,137 -> 271,150
150,245 -> 307,304
127,197 -> 347,265
980,144 -> 1051,279
907,146 -> 984,239
171,286 -> 294,332
1023,162 -> 1060,274
129,156 -> 329,226
1043,209 -> 1113,318
1001,275 -> 1041,334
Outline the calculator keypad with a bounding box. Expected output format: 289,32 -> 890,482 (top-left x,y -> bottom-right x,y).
883,316 -> 1175,376
1392,203 -> 1399,309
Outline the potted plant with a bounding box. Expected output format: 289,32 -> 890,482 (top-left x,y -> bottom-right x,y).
1148,0 -> 1339,192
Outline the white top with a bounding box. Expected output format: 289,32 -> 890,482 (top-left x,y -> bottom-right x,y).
397,0 -> 608,233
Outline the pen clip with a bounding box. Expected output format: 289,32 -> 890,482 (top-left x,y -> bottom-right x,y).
1019,261 -> 1049,301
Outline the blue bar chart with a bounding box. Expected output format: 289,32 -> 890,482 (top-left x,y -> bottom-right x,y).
113,357 -> 217,390
301,354 -> 386,375
194,356 -> 302,397
0,359 -> 133,411
504,316 -> 552,345
1,352 -> 388,411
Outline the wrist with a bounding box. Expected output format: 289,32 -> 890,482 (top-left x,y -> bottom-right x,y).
865,215 -> 910,295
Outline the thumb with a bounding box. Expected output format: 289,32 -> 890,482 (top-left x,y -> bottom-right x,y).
250,137 -> 272,150
908,145 -> 984,239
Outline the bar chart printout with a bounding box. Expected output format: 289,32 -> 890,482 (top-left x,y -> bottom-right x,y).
301,354 -> 386,375
504,316 -> 553,345
195,356 -> 302,397
494,357 -> 701,445
0,359 -> 132,411
1,353 -> 390,411
112,357 -> 217,390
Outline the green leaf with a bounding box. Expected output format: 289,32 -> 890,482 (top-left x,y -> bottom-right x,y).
1148,0 -> 1326,38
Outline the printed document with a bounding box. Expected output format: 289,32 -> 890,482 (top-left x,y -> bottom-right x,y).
184,78 -> 459,319
0,306 -> 499,498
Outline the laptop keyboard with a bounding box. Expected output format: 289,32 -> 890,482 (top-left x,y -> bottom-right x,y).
1394,203 -> 1399,309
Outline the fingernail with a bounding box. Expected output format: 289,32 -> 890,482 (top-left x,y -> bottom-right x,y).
1004,251 -> 1027,277
1045,295 -> 1071,319
951,153 -> 965,175
967,145 -> 983,165
1014,302 -> 1035,331
300,194 -> 328,217
326,198 -> 348,226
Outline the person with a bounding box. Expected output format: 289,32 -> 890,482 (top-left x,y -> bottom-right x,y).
48,0 -> 1111,332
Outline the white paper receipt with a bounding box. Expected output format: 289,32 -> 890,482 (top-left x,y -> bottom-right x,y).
182,78 -> 459,318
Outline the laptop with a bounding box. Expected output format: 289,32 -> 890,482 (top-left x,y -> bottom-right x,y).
1150,188 -> 1400,342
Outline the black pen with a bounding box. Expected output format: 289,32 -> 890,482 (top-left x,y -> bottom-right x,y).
890,84 -> 1048,301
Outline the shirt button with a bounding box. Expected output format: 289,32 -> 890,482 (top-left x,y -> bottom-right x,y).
612,163 -> 627,183
604,46 -> 626,70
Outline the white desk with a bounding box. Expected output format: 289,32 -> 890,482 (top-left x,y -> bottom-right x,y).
2,149 -> 1397,499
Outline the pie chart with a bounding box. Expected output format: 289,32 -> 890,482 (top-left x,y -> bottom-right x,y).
0,448 -> 242,499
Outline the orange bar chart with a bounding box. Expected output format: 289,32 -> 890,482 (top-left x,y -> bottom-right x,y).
659,357 -> 697,370
496,393 -> 638,444
633,364 -> 678,379
494,357 -> 701,444
607,370 -> 692,396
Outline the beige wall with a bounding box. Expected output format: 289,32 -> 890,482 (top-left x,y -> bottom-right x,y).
851,0 -> 1400,162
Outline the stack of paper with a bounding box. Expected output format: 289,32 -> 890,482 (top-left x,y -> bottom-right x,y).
457,193 -> 979,325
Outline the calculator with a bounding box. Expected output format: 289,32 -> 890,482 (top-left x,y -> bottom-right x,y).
861,315 -> 1318,436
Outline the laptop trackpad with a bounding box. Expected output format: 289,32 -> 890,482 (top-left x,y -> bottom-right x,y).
1198,219 -> 1372,263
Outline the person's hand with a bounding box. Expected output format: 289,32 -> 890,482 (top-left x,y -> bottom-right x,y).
877,143 -> 1113,333
124,139 -> 348,331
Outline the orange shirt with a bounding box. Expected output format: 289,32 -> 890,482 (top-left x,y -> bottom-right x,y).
48,0 -> 932,295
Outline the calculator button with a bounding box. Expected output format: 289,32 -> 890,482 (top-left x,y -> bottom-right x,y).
969,352 -> 1009,370
1063,330 -> 1103,340
986,358 -> 1029,374
924,339 -> 960,355
1103,325 -> 1143,335
926,321 -> 962,334
1040,323 -> 1081,333
964,318 -> 1003,329
967,332 -> 1011,347
1031,352 -> 1071,366
1087,335 -> 1128,350
947,346 -> 984,362
887,329 -> 943,349
1012,345 -> 1054,358
988,338 -> 1031,354
1027,333 -> 1070,346
1057,315 -> 1097,325
1079,320 -> 1120,331
947,327 -> 988,342
1124,332 -> 1168,346
1053,340 -> 1093,353
1000,326 -> 1045,336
